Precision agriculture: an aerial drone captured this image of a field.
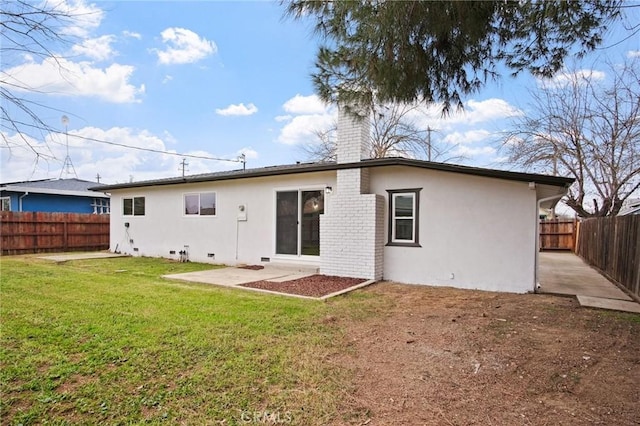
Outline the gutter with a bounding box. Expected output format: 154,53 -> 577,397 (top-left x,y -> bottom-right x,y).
18,192 -> 29,212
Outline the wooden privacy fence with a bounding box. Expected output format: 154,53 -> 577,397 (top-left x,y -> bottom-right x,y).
576,215 -> 640,299
539,219 -> 577,251
0,211 -> 110,255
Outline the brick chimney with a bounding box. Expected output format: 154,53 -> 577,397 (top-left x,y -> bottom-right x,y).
320,104 -> 384,280
336,105 -> 370,164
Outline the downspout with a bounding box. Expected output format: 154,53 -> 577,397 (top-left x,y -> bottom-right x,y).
534,193 -> 565,292
18,192 -> 29,212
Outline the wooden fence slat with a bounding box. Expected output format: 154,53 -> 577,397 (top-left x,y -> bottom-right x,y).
576,215 -> 640,301
0,211 -> 109,255
539,219 -> 577,251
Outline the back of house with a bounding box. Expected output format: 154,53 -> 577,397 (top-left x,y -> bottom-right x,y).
95,108 -> 572,294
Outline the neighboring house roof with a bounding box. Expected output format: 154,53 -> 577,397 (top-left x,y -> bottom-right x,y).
92,157 -> 575,192
1,178 -> 109,198
618,200 -> 640,216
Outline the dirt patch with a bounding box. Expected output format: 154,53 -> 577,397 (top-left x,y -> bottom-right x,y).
328,282 -> 640,425
240,274 -> 366,298
56,373 -> 95,394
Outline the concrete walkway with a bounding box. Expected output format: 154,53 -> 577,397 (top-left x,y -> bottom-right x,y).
538,252 -> 640,314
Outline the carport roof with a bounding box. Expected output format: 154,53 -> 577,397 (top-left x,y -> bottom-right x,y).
92,157 -> 574,192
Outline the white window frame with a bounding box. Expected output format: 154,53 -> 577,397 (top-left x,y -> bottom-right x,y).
123,196 -> 145,216
92,198 -> 110,214
1,197 -> 10,211
387,188 -> 421,247
183,192 -> 217,217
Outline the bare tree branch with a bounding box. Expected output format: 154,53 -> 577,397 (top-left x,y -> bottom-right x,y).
1,0 -> 86,157
505,58 -> 640,217
301,102 -> 467,164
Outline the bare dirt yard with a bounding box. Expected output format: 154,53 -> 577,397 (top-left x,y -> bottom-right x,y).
326,282 -> 640,426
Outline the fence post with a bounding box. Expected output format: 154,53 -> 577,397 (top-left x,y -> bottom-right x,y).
635,262 -> 640,298
32,211 -> 37,251
63,214 -> 69,252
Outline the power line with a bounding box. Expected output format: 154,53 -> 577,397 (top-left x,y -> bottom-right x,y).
62,132 -> 243,163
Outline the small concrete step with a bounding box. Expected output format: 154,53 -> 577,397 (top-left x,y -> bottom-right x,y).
577,295 -> 640,314
263,261 -> 319,274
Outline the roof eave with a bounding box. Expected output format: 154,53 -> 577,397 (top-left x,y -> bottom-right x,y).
94,158 -> 575,191
1,185 -> 109,197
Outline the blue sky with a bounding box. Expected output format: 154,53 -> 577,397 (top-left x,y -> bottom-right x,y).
1,1 -> 638,186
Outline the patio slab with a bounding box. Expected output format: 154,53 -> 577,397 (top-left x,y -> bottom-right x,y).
162,266 -> 316,287
38,252 -> 129,262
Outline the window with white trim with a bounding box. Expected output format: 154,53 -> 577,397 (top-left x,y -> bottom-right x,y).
92,198 -> 110,214
387,188 -> 421,247
184,192 -> 216,216
1,197 -> 10,211
123,197 -> 145,216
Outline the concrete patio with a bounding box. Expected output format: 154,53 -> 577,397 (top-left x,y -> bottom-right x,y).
37,251 -> 129,262
538,252 -> 640,314
162,264 -> 317,287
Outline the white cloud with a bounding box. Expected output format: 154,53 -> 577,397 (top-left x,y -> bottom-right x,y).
237,147 -> 258,160
1,127 -> 246,184
539,69 -> 606,89
162,75 -> 174,84
462,99 -> 523,124
56,0 -> 105,38
123,30 -> 142,40
155,27 -> 217,65
1,56 -> 144,103
276,94 -> 337,145
278,114 -> 336,145
71,35 -> 116,61
282,94 -> 328,115
452,145 -> 496,158
443,129 -> 492,146
408,98 -> 523,129
215,103 -> 258,116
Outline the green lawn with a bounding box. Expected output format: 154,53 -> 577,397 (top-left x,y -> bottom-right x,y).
0,256 -> 355,425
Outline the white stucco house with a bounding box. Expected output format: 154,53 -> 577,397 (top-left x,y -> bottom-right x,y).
94,108 -> 573,293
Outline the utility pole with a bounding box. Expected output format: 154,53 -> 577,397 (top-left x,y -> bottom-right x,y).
239,153 -> 246,171
95,173 -> 101,183
179,158 -> 189,177
426,126 -> 433,162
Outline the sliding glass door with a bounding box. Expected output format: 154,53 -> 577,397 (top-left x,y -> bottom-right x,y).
276,191 -> 298,255
276,190 -> 324,256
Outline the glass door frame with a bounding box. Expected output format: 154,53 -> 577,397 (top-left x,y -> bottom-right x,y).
274,186 -> 325,259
